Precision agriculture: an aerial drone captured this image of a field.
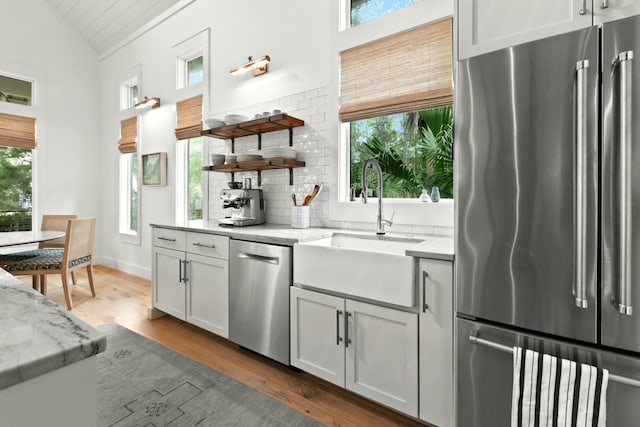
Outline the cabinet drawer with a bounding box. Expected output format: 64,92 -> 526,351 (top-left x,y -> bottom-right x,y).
186,232 -> 229,259
152,228 -> 186,251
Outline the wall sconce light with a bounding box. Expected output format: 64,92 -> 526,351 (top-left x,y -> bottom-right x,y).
135,96 -> 161,110
230,55 -> 271,77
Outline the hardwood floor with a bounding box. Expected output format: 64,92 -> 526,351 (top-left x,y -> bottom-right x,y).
21,265 -> 430,427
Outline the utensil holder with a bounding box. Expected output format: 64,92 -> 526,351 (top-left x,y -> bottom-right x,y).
291,206 -> 310,229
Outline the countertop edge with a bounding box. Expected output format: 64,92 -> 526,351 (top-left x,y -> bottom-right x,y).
0,271 -> 107,391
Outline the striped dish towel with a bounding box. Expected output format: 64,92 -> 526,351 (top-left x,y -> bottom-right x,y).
511,347 -> 609,427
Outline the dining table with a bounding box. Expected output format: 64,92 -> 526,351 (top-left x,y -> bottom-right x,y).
0,230 -> 66,248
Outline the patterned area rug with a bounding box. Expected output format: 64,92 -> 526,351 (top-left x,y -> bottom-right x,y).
96,323 -> 322,427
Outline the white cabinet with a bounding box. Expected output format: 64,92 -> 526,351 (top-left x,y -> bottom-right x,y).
152,228 -> 229,338
595,0 -> 640,24
290,287 -> 418,417
418,258 -> 453,427
458,0 -> 593,59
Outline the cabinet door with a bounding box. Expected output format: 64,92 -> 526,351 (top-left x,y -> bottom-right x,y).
458,0 -> 593,59
153,247 -> 185,319
345,300 -> 418,417
290,287 -> 345,387
186,253 -> 229,338
595,0 -> 640,24
418,258 -> 453,427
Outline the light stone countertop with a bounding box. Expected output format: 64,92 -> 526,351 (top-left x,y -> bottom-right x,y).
0,269 -> 106,391
151,221 -> 454,259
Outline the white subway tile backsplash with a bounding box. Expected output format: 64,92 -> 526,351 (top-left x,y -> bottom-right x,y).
205,85 -> 453,237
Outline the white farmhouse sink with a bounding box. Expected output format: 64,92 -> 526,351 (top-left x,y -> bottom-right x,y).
293,233 -> 424,307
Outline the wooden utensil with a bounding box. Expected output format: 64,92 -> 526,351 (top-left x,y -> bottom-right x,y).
291,193 -> 298,206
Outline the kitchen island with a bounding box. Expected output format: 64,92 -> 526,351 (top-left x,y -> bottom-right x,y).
0,268 -> 106,426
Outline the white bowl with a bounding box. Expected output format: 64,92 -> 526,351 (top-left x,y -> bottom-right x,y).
224,114 -> 249,124
205,118 -> 225,128
262,147 -> 297,159
237,154 -> 263,162
210,154 -> 225,166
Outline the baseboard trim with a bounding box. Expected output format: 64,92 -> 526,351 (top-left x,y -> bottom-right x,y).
94,256 -> 150,280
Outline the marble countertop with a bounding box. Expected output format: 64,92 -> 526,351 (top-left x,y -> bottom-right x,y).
151,221 -> 454,259
0,269 -> 106,391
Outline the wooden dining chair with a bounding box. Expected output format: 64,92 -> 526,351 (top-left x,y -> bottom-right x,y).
4,218 -> 97,310
0,214 -> 79,289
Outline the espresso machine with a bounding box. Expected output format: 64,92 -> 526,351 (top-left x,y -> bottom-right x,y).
218,184 -> 265,226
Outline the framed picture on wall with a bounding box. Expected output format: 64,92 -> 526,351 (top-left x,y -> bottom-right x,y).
142,152 -> 167,186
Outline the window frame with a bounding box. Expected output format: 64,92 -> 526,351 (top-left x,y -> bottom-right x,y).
329,0 -> 454,229
118,152 -> 140,242
173,29 -> 210,224
117,65 -> 142,244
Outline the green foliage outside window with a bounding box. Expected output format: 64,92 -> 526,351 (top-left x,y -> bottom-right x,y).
188,138 -> 203,220
0,146 -> 32,231
350,106 -> 453,199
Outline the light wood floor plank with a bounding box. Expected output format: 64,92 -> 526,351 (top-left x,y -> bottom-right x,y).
18,265 -> 430,427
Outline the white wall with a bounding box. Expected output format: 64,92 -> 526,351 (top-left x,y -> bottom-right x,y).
96,0 -> 455,278
0,1 -> 100,230
97,0 -> 331,277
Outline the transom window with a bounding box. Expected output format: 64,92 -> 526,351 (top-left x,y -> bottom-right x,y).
119,76 -> 139,110
187,56 -> 204,87
350,0 -> 424,27
0,74 -> 32,106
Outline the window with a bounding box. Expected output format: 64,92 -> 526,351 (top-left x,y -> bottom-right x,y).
128,84 -> 139,108
177,53 -> 204,90
187,56 -> 204,86
0,146 -> 32,231
0,74 -> 32,106
350,0 -> 424,27
187,137 -> 203,220
119,77 -> 139,110
176,137 -> 203,222
349,106 -> 452,199
0,111 -> 36,231
340,19 -> 453,200
117,115 -> 139,241
119,153 -> 138,234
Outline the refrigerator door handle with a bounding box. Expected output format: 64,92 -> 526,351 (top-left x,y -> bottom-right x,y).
469,329 -> 640,388
574,59 -> 589,309
613,50 -> 634,316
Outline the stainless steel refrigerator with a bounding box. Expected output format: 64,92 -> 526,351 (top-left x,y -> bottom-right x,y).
455,15 -> 640,426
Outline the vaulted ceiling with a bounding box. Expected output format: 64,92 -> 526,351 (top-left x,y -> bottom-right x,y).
44,0 -> 183,57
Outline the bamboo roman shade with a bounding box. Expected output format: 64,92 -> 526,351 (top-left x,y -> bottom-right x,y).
339,18 -> 453,122
118,117 -> 137,154
174,94 -> 203,140
0,113 -> 36,149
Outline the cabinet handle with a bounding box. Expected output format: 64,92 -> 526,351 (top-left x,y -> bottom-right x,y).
422,270 -> 430,312
579,0 -> 587,14
336,310 -> 343,345
344,311 -> 352,348
192,242 -> 216,249
183,260 -> 190,283
613,51 -> 634,316
601,0 -> 608,9
158,236 -> 177,242
178,259 -> 183,283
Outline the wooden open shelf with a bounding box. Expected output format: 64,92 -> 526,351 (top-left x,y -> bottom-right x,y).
201,113 -> 304,141
202,157 -> 305,186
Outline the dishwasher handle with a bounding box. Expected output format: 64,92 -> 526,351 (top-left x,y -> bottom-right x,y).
237,251 -> 280,265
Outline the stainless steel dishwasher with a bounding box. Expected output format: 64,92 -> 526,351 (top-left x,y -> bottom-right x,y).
229,239 -> 292,365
